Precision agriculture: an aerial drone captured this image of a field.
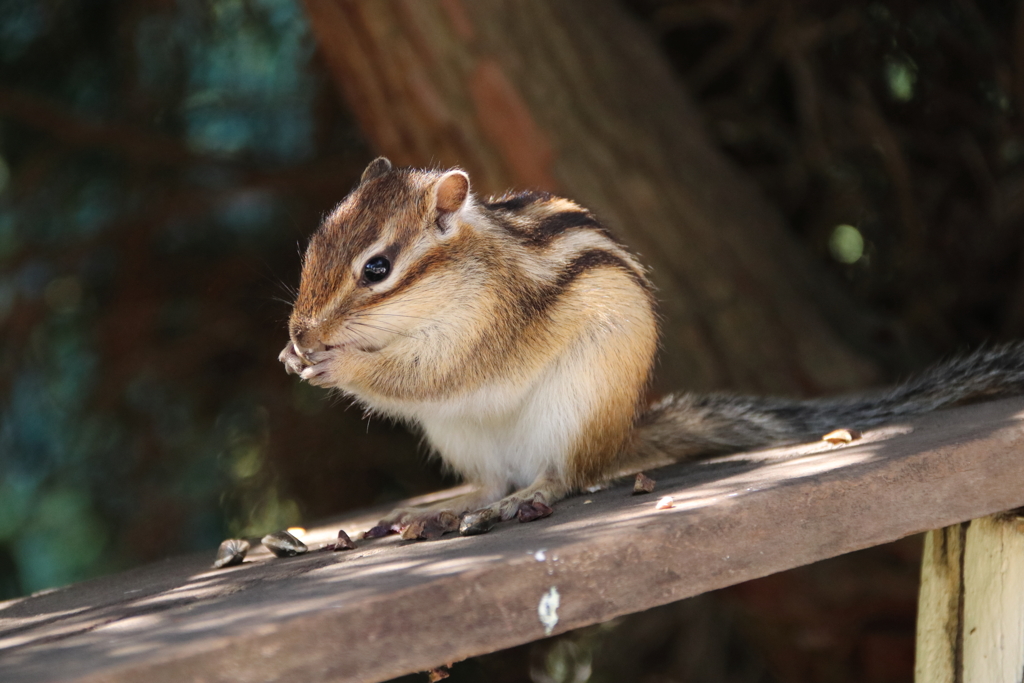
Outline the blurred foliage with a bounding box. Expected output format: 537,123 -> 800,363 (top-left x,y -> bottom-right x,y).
0,0 -> 444,600
629,0 -> 1024,360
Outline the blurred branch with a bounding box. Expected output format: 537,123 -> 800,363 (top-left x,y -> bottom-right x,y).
851,80 -> 925,257
652,2 -> 742,28
686,0 -> 776,92
0,86 -> 194,166
1014,4 -> 1024,115
0,85 -> 364,195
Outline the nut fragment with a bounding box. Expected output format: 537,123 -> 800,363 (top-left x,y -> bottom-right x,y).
400,511 -> 460,541
516,501 -> 554,523
822,428 -> 862,445
213,539 -> 249,568
401,520 -> 426,540
335,529 -> 356,549
423,511 -> 459,539
363,523 -> 400,540
633,473 -> 656,494
459,509 -> 498,536
320,529 -> 357,552
417,522 -> 446,541
427,666 -> 451,682
261,530 -> 308,558
655,496 -> 675,510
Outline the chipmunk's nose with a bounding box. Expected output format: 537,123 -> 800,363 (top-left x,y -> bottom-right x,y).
290,326 -> 326,360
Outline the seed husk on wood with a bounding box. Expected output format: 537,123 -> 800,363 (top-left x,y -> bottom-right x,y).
427,665 -> 450,681
822,428 -> 862,445
320,529 -> 357,552
517,501 -> 553,523
363,523 -> 399,540
633,473 -> 656,494
403,511 -> 460,540
212,539 -> 249,568
459,509 -> 498,536
261,530 -> 308,558
401,520 -> 427,541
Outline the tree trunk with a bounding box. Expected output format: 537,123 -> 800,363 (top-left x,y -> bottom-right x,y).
301,0 -> 879,395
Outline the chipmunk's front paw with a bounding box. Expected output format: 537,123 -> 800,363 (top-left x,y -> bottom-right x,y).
278,342 -> 308,375
280,343 -> 335,386
299,361 -> 333,387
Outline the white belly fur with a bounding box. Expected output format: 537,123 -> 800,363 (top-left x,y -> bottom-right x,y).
363,358 -> 586,493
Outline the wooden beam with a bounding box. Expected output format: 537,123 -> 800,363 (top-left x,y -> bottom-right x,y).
4,397 -> 1024,683
916,514 -> 1024,683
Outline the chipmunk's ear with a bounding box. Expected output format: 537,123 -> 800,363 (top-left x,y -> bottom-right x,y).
360,157 -> 392,184
434,169 -> 469,216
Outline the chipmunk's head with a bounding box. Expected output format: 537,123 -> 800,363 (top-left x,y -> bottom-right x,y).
284,157 -> 479,373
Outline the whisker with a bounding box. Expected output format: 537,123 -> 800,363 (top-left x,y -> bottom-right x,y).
350,321 -> 416,339
347,327 -> 374,347
349,318 -> 395,332
351,320 -> 405,334
356,312 -> 444,324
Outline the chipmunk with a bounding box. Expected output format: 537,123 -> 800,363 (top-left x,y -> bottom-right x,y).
280,157 -> 1024,536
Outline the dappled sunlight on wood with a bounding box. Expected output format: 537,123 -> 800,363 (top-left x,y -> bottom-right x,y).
2,399 -> 1024,682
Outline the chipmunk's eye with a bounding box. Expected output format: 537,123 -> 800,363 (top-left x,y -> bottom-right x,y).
363,256 -> 391,283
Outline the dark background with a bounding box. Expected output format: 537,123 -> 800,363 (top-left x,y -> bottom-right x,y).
0,1 -> 1020,681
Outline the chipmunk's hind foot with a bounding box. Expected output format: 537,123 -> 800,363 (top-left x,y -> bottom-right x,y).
370,489 -> 491,540
465,473 -> 569,532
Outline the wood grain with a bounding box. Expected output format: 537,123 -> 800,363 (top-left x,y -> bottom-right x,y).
917,514 -> 1024,683
4,398 -> 1024,682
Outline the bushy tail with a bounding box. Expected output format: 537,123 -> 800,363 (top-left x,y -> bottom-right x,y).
630,343 -> 1024,464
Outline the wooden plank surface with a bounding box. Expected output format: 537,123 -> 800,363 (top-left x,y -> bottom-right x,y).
4,398 -> 1024,683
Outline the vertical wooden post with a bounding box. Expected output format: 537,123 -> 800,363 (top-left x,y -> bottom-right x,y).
916,523 -> 967,682
916,514 -> 1024,683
